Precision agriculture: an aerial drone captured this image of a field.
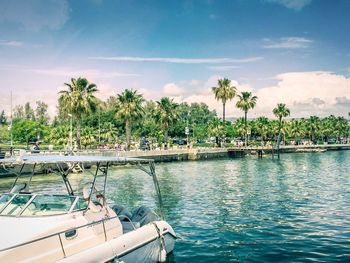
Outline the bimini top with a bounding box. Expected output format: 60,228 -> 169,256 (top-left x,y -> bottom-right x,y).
0,155 -> 153,165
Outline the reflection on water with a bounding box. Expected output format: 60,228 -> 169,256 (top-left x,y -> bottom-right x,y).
1,151 -> 350,262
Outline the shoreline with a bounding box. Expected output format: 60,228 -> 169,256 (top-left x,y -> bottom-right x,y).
1,144 -> 349,178
20,143 -> 350,161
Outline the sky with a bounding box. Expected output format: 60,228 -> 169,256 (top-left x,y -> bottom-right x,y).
0,0 -> 350,119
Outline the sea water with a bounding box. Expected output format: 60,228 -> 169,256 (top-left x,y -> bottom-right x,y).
1,151 -> 350,262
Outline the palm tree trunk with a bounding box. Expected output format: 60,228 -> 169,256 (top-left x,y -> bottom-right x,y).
164,128 -> 168,150
244,111 -> 248,147
125,119 -> 131,151
222,102 -> 226,122
279,116 -> 282,131
76,121 -> 81,150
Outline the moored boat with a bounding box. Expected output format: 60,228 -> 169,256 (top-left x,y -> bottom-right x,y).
0,155 -> 176,262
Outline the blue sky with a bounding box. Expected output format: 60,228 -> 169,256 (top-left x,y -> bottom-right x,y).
0,0 -> 350,118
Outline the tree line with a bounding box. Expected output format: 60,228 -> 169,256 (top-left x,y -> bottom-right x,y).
0,77 -> 348,149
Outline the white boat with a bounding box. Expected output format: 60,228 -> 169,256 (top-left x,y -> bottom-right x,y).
0,155 -> 176,262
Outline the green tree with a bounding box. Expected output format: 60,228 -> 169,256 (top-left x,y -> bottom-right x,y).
156,97 -> 179,149
35,101 -> 50,125
24,102 -> 35,120
13,105 -> 25,120
0,110 -> 7,125
81,126 -> 96,149
58,77 -> 98,149
236,91 -> 258,146
12,119 -> 38,146
0,125 -> 10,142
273,103 -> 290,130
306,116 -> 320,144
208,117 -> 225,146
100,122 -> 118,144
115,89 -> 144,150
140,101 -> 160,139
212,78 -> 236,122
273,103 -> 290,148
290,119 -> 305,144
255,116 -> 270,145
334,116 -> 348,143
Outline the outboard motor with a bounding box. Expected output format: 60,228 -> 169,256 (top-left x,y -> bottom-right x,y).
112,205 -> 132,220
131,206 -> 159,226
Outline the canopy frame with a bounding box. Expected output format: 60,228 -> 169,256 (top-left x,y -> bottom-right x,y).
0,155 -> 165,219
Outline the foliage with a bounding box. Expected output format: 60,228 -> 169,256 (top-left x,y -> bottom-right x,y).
115,89 -> 144,150
156,97 -> 179,147
236,91 -> 258,146
0,110 -> 7,125
212,78 -> 237,122
12,119 -> 49,144
5,77 -> 349,149
35,101 -> 50,124
58,77 -> 98,149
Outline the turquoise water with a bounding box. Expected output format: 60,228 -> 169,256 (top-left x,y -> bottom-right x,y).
1,151 -> 350,262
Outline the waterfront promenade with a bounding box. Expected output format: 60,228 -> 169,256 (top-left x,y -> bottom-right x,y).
3,143 -> 350,162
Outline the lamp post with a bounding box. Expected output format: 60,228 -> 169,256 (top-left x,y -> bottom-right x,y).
25,128 -> 30,150
10,91 -> 13,155
98,107 -> 101,145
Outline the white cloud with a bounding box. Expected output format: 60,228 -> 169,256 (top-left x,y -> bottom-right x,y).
0,0 -> 70,31
208,65 -> 240,71
89,56 -> 263,64
254,71 -> 350,117
163,83 -> 185,96
0,40 -> 23,47
174,72 -> 350,119
0,65 -> 139,78
263,37 -> 312,49
190,80 -> 200,86
0,86 -> 61,120
264,0 -> 312,11
95,83 -> 117,101
180,76 -> 253,118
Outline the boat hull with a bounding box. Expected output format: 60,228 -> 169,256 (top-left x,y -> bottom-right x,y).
57,221 -> 176,263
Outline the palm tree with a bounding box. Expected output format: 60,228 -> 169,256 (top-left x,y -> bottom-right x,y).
273,103 -> 290,152
81,126 -> 96,149
156,97 -> 178,149
236,92 -> 257,146
212,78 -> 237,122
115,89 -> 144,150
306,116 -> 320,144
49,125 -> 70,146
255,116 -> 270,145
334,116 -> 348,143
290,119 -> 305,145
100,122 -> 118,144
58,77 -> 98,149
273,103 -> 290,130
208,117 -> 225,147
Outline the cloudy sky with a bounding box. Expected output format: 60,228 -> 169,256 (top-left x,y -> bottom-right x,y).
0,0 -> 350,119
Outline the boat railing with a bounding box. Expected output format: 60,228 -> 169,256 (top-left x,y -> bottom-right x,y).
0,214 -> 119,258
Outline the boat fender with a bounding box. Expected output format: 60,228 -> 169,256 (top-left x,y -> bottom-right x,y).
159,248 -> 166,262
153,222 -> 167,263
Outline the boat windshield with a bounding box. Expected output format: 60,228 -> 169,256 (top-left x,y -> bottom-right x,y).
0,194 -> 88,217
0,193 -> 13,210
